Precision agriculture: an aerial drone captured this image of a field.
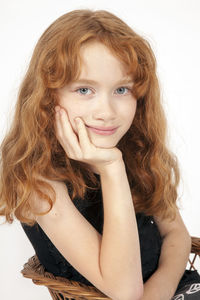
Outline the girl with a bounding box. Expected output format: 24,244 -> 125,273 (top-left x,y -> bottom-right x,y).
0,9 -> 200,300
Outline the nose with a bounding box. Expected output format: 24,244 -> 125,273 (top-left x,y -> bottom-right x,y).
92,93 -> 116,121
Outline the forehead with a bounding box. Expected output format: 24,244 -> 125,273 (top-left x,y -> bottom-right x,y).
78,41 -> 130,81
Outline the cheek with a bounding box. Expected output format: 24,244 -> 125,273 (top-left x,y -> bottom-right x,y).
57,93 -> 82,132
123,100 -> 137,126
63,106 -> 85,133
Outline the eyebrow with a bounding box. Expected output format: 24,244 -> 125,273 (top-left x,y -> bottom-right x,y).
71,78 -> 134,86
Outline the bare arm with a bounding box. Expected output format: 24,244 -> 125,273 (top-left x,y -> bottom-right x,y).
99,159 -> 143,299
35,107 -> 143,300
33,160 -> 143,300
141,210 -> 191,300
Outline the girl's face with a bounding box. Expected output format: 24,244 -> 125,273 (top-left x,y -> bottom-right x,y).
57,41 -> 137,149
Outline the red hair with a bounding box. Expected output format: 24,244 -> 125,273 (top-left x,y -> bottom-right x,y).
0,9 -> 180,226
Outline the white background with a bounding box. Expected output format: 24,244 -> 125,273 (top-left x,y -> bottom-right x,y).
0,0 -> 200,299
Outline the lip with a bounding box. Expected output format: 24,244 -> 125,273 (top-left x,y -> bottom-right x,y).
86,125 -> 118,131
86,125 -> 118,135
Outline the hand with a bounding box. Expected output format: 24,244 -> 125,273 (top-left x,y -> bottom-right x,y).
54,106 -> 123,174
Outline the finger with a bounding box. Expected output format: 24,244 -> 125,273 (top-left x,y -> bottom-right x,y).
75,117 -> 95,155
54,110 -> 70,151
55,109 -> 82,158
54,110 -> 63,142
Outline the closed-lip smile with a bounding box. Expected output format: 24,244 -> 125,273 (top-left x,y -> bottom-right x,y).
86,125 -> 118,136
86,125 -> 118,131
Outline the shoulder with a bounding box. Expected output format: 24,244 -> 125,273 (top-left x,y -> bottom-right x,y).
28,176 -> 71,220
153,209 -> 190,238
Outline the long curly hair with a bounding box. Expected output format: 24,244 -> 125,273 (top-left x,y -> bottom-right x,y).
0,9 -> 180,226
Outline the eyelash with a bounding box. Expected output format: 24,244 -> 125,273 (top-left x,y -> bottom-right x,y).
74,86 -> 132,96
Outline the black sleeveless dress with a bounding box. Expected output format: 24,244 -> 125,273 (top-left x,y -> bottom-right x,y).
21,174 -> 200,298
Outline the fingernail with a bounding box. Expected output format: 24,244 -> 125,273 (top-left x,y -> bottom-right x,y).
75,117 -> 80,124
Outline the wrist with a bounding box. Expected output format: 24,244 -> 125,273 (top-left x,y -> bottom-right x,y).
99,159 -> 125,177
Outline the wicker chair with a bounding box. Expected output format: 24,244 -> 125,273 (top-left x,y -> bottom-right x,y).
21,236 -> 200,300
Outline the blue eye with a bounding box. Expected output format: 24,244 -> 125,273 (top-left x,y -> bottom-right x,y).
75,86 -> 131,96
77,88 -> 92,95
115,87 -> 130,95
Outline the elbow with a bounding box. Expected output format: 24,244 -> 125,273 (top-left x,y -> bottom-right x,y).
120,291 -> 143,300
116,282 -> 144,300
129,283 -> 144,300
137,283 -> 144,300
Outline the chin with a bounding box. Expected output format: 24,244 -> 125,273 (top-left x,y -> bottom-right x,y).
91,139 -> 118,149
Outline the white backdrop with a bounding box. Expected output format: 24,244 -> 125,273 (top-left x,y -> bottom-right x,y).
0,0 -> 200,299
